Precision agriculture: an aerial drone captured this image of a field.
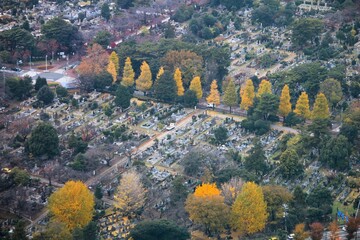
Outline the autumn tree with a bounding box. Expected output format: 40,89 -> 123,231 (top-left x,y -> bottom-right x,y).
223,78 -> 237,113
48,181 -> 95,231
107,60 -> 117,83
122,57 -> 135,87
262,185 -> 293,225
77,43 -> 108,77
174,68 -> 185,96
230,182 -> 268,236
312,93 -> 329,120
257,79 -> 272,97
294,223 -> 309,240
189,76 -> 203,99
279,84 -> 292,119
114,170 -> 146,215
206,80 -> 221,108
319,78 -> 343,108
240,79 -> 255,110
136,61 -> 152,93
294,91 -> 310,119
329,221 -> 339,240
345,217 -> 360,240
155,66 -> 164,83
221,177 -> 244,205
310,222 -> 324,240
109,51 -> 120,74
185,183 -> 229,236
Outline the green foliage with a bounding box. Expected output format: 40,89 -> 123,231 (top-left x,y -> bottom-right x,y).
114,85 -> 132,110
93,30 -> 112,49
129,219 -> 190,240
255,93 -> 279,121
10,167 -> 30,186
291,18 -> 323,48
37,85 -> 54,105
12,221 -> 28,240
172,5 -> 194,23
26,123 -> 59,158
170,176 -> 188,204
94,71 -> 113,91
35,76 -> 47,91
279,148 -> 303,179
213,126 -> 228,145
55,85 -> 68,98
68,132 -> 88,155
244,140 -> 268,176
319,135 -> 352,171
0,27 -> 35,53
94,185 -> 103,200
101,3 -> 111,21
6,76 -> 33,100
154,71 -> 176,103
183,90 -> 198,108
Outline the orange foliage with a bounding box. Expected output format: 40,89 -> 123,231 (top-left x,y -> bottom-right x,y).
194,183 -> 221,198
77,43 -> 108,77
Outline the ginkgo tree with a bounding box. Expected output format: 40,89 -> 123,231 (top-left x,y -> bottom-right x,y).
240,79 -> 255,110
206,80 -> 220,109
294,91 -> 310,119
185,183 -> 229,236
189,76 -> 203,100
230,182 -> 268,236
136,61 -> 152,93
48,181 -> 95,231
174,68 -> 185,96
122,57 -> 135,87
109,51 -> 119,74
107,60 -> 117,83
257,79 -> 272,97
312,93 -> 330,120
279,84 -> 292,120
223,78 -> 237,113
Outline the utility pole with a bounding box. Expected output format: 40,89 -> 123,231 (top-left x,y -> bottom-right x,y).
45,55 -> 48,71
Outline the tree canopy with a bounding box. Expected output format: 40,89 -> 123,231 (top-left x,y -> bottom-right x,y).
26,123 -> 59,158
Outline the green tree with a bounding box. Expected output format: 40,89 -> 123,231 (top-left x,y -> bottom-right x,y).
114,85 -> 132,111
170,176 -> 188,204
121,57 -> 135,87
37,85 -> 54,105
255,93 -> 279,121
94,71 -> 113,90
319,78 -> 343,108
292,18 -> 323,48
129,220 -> 190,240
213,126 -> 228,145
223,78 -> 237,113
56,85 -> 68,98
244,140 -> 268,176
94,185 -> 103,200
83,221 -> 98,240
6,76 -> 33,101
116,0 -> 133,9
68,132 -> 88,155
183,90 -> 198,108
231,182 -> 268,235
101,3 -> 111,21
93,30 -> 112,49
279,148 -> 303,179
26,123 -> 59,157
312,93 -> 329,120
104,104 -> 113,118
319,135 -> 351,170
154,71 -> 176,102
35,76 -> 47,91
12,221 -> 28,240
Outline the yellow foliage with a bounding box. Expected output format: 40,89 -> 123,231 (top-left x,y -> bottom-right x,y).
156,66 -> 164,83
136,61 -> 153,92
174,68 -> 185,96
107,60 -> 117,83
311,92 -> 330,119
122,57 -> 135,87
257,79 -> 272,97
279,84 -> 292,117
109,51 -> 119,74
240,79 -> 255,110
194,183 -> 221,198
189,76 -> 203,99
206,80 -> 221,106
48,181 -> 95,231
294,223 -> 309,240
294,91 -> 310,119
230,182 -> 268,235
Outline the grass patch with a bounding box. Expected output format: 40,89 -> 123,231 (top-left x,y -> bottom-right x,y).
332,200 -> 356,224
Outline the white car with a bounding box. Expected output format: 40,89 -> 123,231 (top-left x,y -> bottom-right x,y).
207,103 -> 214,108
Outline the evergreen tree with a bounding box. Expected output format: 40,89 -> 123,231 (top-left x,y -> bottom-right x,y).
174,68 -> 185,96
240,79 -> 255,110
121,57 -> 135,87
101,3 -> 111,21
294,91 -> 310,119
312,93 -> 329,120
189,76 -> 203,99
244,140 -> 268,175
257,79 -> 272,97
206,80 -> 221,108
35,76 -> 47,91
136,61 -> 153,92
154,71 -> 177,102
223,78 -> 237,113
279,84 -> 292,119
109,51 -> 120,74
115,85 -> 132,111
26,123 -> 59,157
37,85 -> 54,105
107,60 -> 117,83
